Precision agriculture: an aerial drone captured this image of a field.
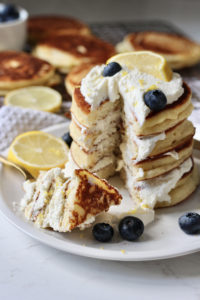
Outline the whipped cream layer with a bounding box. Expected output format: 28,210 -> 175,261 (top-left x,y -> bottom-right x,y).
126,157 -> 193,208
80,65 -> 121,110
80,65 -> 184,126
125,123 -> 166,161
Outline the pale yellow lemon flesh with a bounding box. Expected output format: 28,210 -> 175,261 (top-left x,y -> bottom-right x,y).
107,51 -> 173,82
8,131 -> 69,178
4,86 -> 62,113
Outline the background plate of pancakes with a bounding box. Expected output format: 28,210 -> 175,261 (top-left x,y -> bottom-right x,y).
0,123 -> 200,261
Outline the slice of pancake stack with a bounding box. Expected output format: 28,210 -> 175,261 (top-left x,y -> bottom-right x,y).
68,51 -> 199,210
0,51 -> 57,95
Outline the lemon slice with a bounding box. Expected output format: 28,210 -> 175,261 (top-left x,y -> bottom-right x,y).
4,86 -> 62,112
8,131 -> 69,178
107,51 -> 173,81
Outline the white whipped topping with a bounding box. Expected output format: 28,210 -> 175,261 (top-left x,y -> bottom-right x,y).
80,65 -> 184,126
133,157 -> 192,208
106,199 -> 155,226
129,129 -> 166,162
164,150 -> 179,160
80,65 -> 121,110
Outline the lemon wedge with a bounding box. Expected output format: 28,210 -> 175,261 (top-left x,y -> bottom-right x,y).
8,131 -> 69,178
4,86 -> 62,112
107,51 -> 173,82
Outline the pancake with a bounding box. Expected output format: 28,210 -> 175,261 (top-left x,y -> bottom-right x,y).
116,32 -> 200,69
0,51 -> 54,91
28,15 -> 91,43
69,149 -> 116,179
70,115 -> 121,151
122,138 -> 193,181
155,163 -> 199,208
0,73 -> 62,96
125,120 -> 195,161
66,62 -> 97,96
33,34 -> 116,73
45,72 -> 62,87
72,87 -> 121,126
122,157 -> 198,208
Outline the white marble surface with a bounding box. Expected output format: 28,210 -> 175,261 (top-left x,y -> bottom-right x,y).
1,213 -> 200,300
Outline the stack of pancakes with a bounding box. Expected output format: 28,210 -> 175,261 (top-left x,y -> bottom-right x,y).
0,51 -> 59,95
116,32 -> 200,69
120,81 -> 198,208
69,64 -> 199,209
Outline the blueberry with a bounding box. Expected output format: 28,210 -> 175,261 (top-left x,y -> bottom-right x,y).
1,4 -> 19,20
62,132 -> 73,147
144,89 -> 167,112
92,223 -> 114,242
102,62 -> 122,77
119,216 -> 144,241
179,212 -> 200,235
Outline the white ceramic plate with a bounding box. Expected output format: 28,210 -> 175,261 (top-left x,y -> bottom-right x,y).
0,122 -> 200,261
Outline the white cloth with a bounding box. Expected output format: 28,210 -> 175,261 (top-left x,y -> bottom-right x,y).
0,106 -> 67,152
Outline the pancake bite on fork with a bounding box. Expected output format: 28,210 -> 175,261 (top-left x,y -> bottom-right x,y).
21,167 -> 122,232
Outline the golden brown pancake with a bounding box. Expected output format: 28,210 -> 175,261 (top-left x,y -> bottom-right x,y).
116,32 -> 200,69
28,15 -> 91,43
0,51 -> 54,90
125,138 -> 194,181
155,163 -> 199,208
66,62 -> 97,96
34,34 -> 116,73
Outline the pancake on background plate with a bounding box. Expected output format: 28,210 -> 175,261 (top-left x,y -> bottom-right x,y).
65,62 -> 97,96
116,31 -> 200,69
0,51 -> 55,95
33,34 -> 116,73
28,15 -> 91,44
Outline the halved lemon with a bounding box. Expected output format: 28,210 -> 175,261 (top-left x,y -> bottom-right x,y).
4,86 -> 62,113
107,51 -> 173,81
8,131 -> 69,178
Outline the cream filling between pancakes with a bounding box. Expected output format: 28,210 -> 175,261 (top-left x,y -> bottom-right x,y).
126,157 -> 193,208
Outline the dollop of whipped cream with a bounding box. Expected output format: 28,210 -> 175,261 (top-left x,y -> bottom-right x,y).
80,65 -> 121,110
80,65 -> 184,125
